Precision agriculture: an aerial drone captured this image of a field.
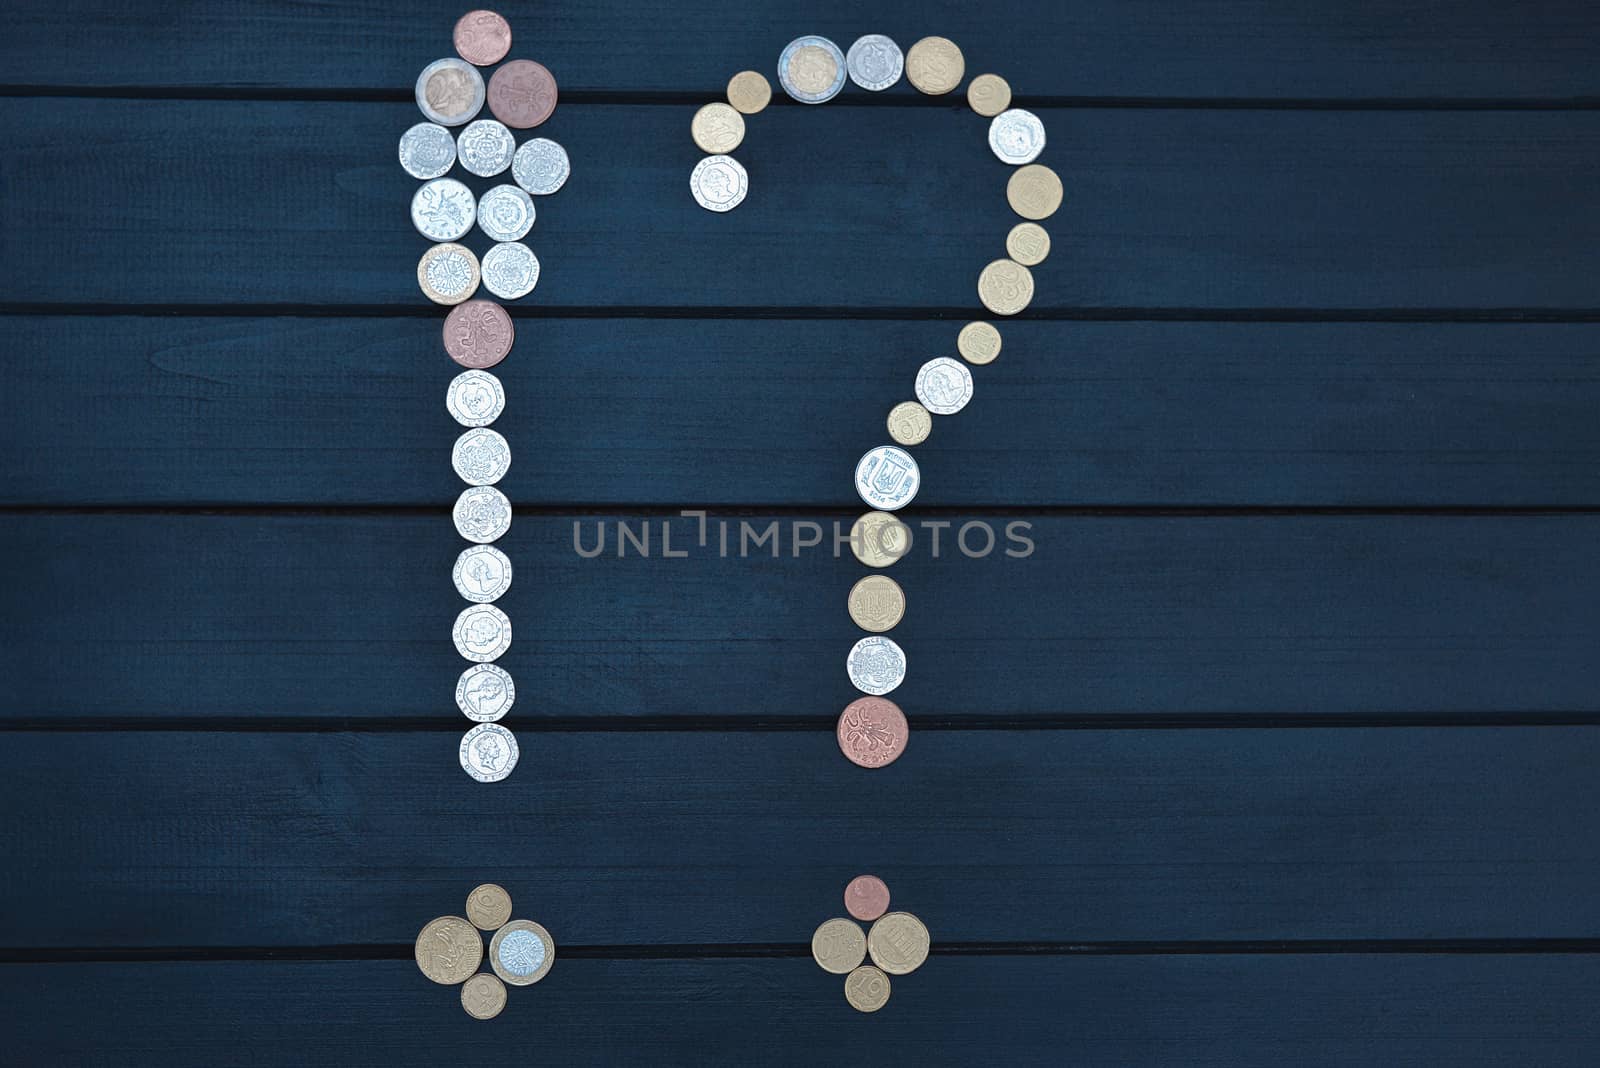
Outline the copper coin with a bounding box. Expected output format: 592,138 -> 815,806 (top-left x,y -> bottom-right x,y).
444,299 -> 515,369
844,875 -> 891,922
837,697 -> 908,769
488,59 -> 558,129
454,10 -> 512,67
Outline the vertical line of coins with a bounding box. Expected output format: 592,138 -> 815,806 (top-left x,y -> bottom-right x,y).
401,10 -> 569,783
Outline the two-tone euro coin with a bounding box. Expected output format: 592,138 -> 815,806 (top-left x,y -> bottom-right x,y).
690,155 -> 748,213
512,137 -> 569,195
452,427 -> 512,486
477,184 -> 535,242
457,663 -> 515,722
490,919 -> 555,985
416,57 -> 485,126
447,369 -> 505,427
778,35 -> 846,103
846,34 -> 903,91
399,122 -> 457,179
855,445 -> 920,511
412,178 -> 476,241
847,635 -> 906,696
481,242 -> 540,300
453,544 -> 512,603
454,603 -> 511,663
989,108 -> 1046,165
915,357 -> 974,415
457,118 -> 516,177
454,485 -> 512,543
418,243 -> 480,305
460,722 -> 519,782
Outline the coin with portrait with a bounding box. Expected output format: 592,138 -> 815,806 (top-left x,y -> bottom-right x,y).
460,722 -> 519,782
452,544 -> 512,603
456,663 -> 515,722
454,603 -> 511,663
690,154 -> 748,213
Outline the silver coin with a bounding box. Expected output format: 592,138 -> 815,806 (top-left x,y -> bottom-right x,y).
512,138 -> 570,196
454,485 -> 512,544
481,242 -> 540,300
457,663 -> 515,722
847,636 -> 907,696
476,184 -> 535,242
457,119 -> 516,178
454,603 -> 512,663
460,722 -> 519,782
415,57 -> 486,126
855,445 -> 920,511
914,357 -> 974,416
453,544 -> 513,603
846,35 -> 904,91
446,369 -> 506,428
453,427 -> 512,486
411,178 -> 476,242
778,35 -> 847,104
399,122 -> 457,179
988,108 -> 1047,166
690,155 -> 748,213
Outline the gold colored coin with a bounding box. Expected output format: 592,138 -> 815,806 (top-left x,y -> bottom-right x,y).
867,911 -> 930,975
811,917 -> 867,974
1006,222 -> 1051,266
886,401 -> 931,446
977,258 -> 1035,316
691,102 -> 745,154
417,243 -> 481,306
850,511 -> 912,569
1006,163 -> 1063,221
844,964 -> 892,1013
460,973 -> 507,1019
726,70 -> 772,114
414,915 -> 484,985
789,45 -> 840,96
905,36 -> 965,95
489,919 -> 556,986
848,575 -> 906,633
957,321 -> 1002,365
466,883 -> 513,931
966,73 -> 1011,116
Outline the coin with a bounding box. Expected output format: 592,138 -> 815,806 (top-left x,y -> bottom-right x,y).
778,35 -> 846,104
848,575 -> 905,633
988,108 -> 1046,165
977,258 -> 1035,316
399,122 -> 457,179
855,445 -> 919,511
477,184 -> 535,243
416,58 -> 486,126
461,973 -> 507,1019
1006,222 -> 1050,266
837,696 -> 908,769
454,10 -> 512,67
453,427 -> 512,486
886,401 -> 931,446
811,918 -> 867,974
850,511 -> 911,568
867,912 -> 930,975
726,70 -> 772,114
457,118 -> 516,178
488,59 -> 558,128
414,915 -> 484,984
1007,164 -> 1063,221
905,36 -> 964,95
444,299 -> 514,369
412,178 -> 476,242
490,919 -> 555,985
461,722 -> 519,782
967,73 -> 1011,117
690,154 -> 748,213
957,321 -> 1002,366
844,875 -> 891,922
915,357 -> 974,416
454,603 -> 511,663
481,242 -> 540,300
847,635 -> 906,696
846,34 -> 903,91
691,102 -> 745,154
448,369 -> 506,428
418,243 -> 480,305
454,485 -> 512,544
467,883 -> 514,930
454,544 -> 513,603
844,965 -> 891,1012
457,663 -> 515,722
512,137 -> 570,195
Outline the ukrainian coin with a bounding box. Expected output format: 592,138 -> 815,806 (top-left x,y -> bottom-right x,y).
689,154 -> 748,213
778,35 -> 846,104
850,511 -> 911,568
454,544 -> 513,603
454,603 -> 511,663
957,321 -> 1002,365
453,9 -> 512,67
1007,163 -> 1064,221
460,722 -> 519,782
837,696 -> 908,769
476,183 -> 535,243
726,70 -> 772,114
461,973 -> 507,1020
855,445 -> 919,511
414,915 -> 484,984
411,178 -> 476,242
848,575 -> 905,633
418,243 -> 480,305
691,102 -> 745,154
846,34 -> 903,91
868,912 -> 930,975
915,357 -> 974,416
847,635 -> 906,696
905,36 -> 964,95
886,401 -> 931,446
399,122 -> 457,179
457,118 -> 516,178
845,965 -> 892,1013
988,107 -> 1046,165
488,59 -> 558,128
454,485 -> 512,544
467,883 -> 514,931
1006,221 -> 1051,266
444,299 -> 515,369
811,918 -> 867,974
490,919 -> 555,985
481,242 -> 540,300
978,258 -> 1035,316
967,73 -> 1011,117
844,875 -> 891,922
457,663 -> 516,722
448,369 -> 506,428
415,57 -> 485,126
453,427 -> 512,486
512,137 -> 570,195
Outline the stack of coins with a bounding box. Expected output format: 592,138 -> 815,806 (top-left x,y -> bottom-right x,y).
415,883 -> 557,1018
810,875 -> 930,1013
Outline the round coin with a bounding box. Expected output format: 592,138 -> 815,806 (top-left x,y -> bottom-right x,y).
836,696 -> 908,769
846,34 -> 903,91
416,58 -> 486,126
967,73 -> 1012,117
457,118 -> 516,178
490,919 -> 555,985
487,59 -> 558,129
850,511 -> 912,568
847,635 -> 906,696
454,603 -> 511,663
867,911 -> 930,975
512,137 -> 570,195
977,258 -> 1035,316
847,575 -> 905,633
447,369 -> 506,427
453,10 -> 512,67
691,102 -> 745,154
460,722 -> 519,782
1006,221 -> 1051,266
454,485 -> 512,544
444,299 -> 514,369
778,35 -> 846,104
855,445 -> 920,511
457,663 -> 516,722
414,915 -> 484,984
399,122 -> 457,179
886,401 -> 931,446
477,184 -> 535,243
844,875 -> 891,922
453,427 -> 512,486
453,544 -> 513,603
466,883 -> 514,930
845,965 -> 892,1012
915,357 -> 974,416
905,36 -> 964,95
958,321 -> 1002,365
418,243 -> 480,305
988,108 -> 1046,165
481,241 -> 540,300
412,178 -> 476,242
811,917 -> 867,974
1007,163 -> 1064,221
689,154 -> 748,213
726,70 -> 772,114
460,973 -> 507,1020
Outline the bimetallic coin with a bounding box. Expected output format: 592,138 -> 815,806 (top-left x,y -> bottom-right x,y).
477,184 -> 535,243
460,722 -> 519,782
454,603 -> 511,663
481,242 -> 540,300
726,70 -> 772,114
846,34 -> 903,91
399,122 -> 457,179
453,10 -> 512,67
855,445 -> 920,511
690,154 -> 748,213
448,369 -> 506,428
868,912 -> 930,975
512,137 -> 570,195
488,59 -> 558,129
811,918 -> 867,974
444,299 -> 514,369
845,965 -> 891,1013
457,118 -> 516,178
415,57 -> 485,126
453,427 -> 512,486
886,401 -> 931,446
1006,222 -> 1051,266
845,875 -> 891,922
454,544 -> 513,603
989,108 -> 1046,166
412,178 -> 476,242
915,357 -> 974,416
905,36 -> 964,95
467,883 -> 514,931
847,635 -> 906,696
418,243 -> 480,305
837,696 -> 908,769
978,258 -> 1035,316
958,321 -> 1002,365
490,919 -> 555,985
691,102 -> 745,154
461,973 -> 507,1020
1007,163 -> 1064,221
456,663 -> 515,722
848,575 -> 905,633
850,511 -> 911,568
778,35 -> 846,104
414,915 -> 484,984
454,485 -> 512,544
967,73 -> 1012,117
